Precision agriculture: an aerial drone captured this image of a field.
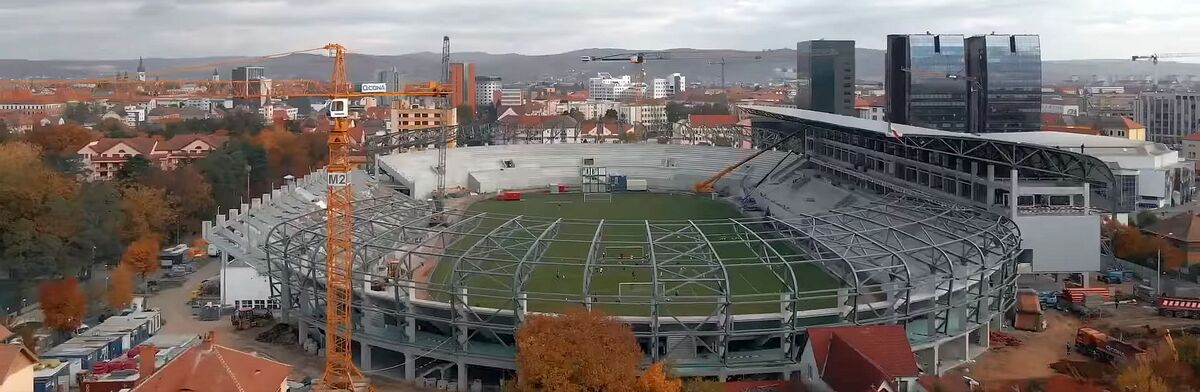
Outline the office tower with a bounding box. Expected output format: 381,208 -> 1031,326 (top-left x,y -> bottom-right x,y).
587,73 -> 632,102
795,40 -> 855,116
377,66 -> 402,107
669,73 -> 686,95
885,34 -> 969,132
476,76 -> 502,107
449,63 -> 477,113
1135,92 -> 1200,145
965,34 -> 1042,133
231,66 -> 267,108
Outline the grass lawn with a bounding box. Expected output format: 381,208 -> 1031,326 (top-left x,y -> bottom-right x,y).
427,192 -> 838,316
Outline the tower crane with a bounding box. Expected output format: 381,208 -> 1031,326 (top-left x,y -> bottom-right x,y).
1,44 -> 451,392
1131,52 -> 1200,90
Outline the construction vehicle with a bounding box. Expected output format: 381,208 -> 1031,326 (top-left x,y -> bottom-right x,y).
1155,296 -> 1200,318
693,131 -> 802,193
231,307 -> 274,330
1098,269 -> 1127,284
1074,327 -> 1147,365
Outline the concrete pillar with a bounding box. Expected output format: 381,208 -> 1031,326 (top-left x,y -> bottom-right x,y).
361,344 -> 372,371
220,251 -> 230,306
964,334 -> 971,361
933,345 -> 941,375
1082,272 -> 1091,288
1010,169 -> 1019,219
457,361 -> 468,392
986,164 -> 996,206
298,319 -> 308,346
404,350 -> 415,381
1083,182 -> 1091,215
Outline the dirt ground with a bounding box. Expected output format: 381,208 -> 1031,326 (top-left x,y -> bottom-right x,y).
955,311 -> 1082,383
148,258 -> 427,391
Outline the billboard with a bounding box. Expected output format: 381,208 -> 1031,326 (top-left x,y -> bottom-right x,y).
360,83 -> 388,93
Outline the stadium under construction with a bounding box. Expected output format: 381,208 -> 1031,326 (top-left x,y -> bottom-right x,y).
205,105 -> 1125,388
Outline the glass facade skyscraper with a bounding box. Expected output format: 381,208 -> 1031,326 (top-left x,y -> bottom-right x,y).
965,35 -> 1042,133
886,34 -> 969,132
796,40 -> 856,116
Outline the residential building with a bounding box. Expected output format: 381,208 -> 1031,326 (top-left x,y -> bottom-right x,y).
449,63 -> 477,114
1041,114 -> 1146,141
579,120 -> 642,142
669,73 -> 686,95
588,73 -> 632,102
131,332 -> 291,392
1087,92 -> 1138,117
886,34 -> 969,132
497,114 -> 580,143
498,88 -> 525,107
389,101 -> 457,133
377,66 -> 403,108
0,103 -> 66,116
146,106 -> 209,123
1041,94 -> 1081,115
965,34 -> 1042,133
1135,92 -> 1200,145
0,345 -> 37,392
651,78 -> 670,99
1184,133 -> 1200,160
796,40 -> 855,116
673,114 -> 750,146
76,134 -> 228,180
1143,212 -> 1200,265
798,325 -> 921,392
618,103 -> 667,125
476,76 -> 502,107
855,96 -> 886,121
231,66 -> 267,109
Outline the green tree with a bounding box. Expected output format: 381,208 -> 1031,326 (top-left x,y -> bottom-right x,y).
77,182 -> 124,265
95,118 -> 135,138
195,139 -> 269,209
63,102 -> 99,124
115,155 -> 153,183
455,105 -> 475,126
665,102 -> 689,123
0,142 -> 83,278
1137,210 -> 1160,227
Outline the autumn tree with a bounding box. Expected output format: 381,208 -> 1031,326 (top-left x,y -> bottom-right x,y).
119,184 -> 175,243
107,262 -> 134,309
144,166 -> 215,242
515,307 -> 643,392
195,139 -> 269,209
38,277 -> 87,333
0,142 -> 84,277
120,236 -> 162,279
681,379 -> 723,392
1116,363 -> 1170,392
638,362 -> 682,392
23,123 -> 96,156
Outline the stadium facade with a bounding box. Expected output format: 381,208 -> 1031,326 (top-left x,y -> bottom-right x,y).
204,106 -> 1131,388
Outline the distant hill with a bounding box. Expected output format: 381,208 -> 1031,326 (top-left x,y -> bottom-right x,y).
2,48 -> 1197,86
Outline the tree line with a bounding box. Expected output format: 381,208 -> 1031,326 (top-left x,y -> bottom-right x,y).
0,115 -> 329,334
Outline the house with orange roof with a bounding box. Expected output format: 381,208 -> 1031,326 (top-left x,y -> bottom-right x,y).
0,344 -> 38,392
76,134 -> 227,180
799,325 -> 922,392
855,96 -> 886,122
130,333 -> 292,392
1183,132 -> 1200,161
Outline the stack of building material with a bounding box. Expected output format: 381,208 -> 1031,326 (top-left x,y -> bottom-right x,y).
1014,289 -> 1046,332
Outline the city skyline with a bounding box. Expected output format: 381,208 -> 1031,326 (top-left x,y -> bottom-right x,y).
2,0 -> 1198,61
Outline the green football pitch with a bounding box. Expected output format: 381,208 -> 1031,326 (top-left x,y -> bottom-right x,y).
426,192 -> 838,316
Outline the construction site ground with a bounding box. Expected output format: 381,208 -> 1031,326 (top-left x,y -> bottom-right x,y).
950,274 -> 1200,390
149,258 -> 428,391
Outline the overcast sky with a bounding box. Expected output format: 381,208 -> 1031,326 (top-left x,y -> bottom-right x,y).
3,0 -> 1198,61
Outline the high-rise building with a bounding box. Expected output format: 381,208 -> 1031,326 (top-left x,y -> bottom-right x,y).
377,66 -> 403,107
651,78 -> 669,99
669,73 -> 686,95
795,40 -> 855,116
449,63 -> 477,113
231,66 -> 267,109
885,34 -> 969,132
476,76 -> 502,107
965,34 -> 1042,133
588,73 -> 632,101
1135,92 -> 1200,145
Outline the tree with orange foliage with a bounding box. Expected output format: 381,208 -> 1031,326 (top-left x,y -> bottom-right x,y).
1116,363 -> 1170,392
119,184 -> 175,243
514,307 -> 644,392
121,236 -> 161,279
38,277 -> 87,333
638,362 -> 682,392
108,262 -> 135,309
23,123 -> 97,156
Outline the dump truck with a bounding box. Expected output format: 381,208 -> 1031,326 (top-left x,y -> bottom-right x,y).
1074,327 -> 1147,365
1156,296 -> 1200,318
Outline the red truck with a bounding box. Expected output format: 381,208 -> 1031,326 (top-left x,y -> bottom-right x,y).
1156,296 -> 1200,318
1074,327 -> 1147,365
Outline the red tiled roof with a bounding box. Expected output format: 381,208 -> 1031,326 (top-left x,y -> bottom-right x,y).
807,325 -> 918,392
854,96 -> 886,108
131,342 -> 290,392
1144,211 -> 1200,243
86,137 -> 159,156
689,114 -> 739,127
159,134 -> 228,151
0,345 -> 37,384
1120,116 -> 1144,130
365,106 -> 389,120
1184,133 -> 1200,142
565,91 -> 589,101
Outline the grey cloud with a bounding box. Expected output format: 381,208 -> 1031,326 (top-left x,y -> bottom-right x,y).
1,0 -> 1198,60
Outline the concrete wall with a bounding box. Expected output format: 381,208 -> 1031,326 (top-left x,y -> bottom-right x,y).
1015,214 -> 1101,273
221,264 -> 273,307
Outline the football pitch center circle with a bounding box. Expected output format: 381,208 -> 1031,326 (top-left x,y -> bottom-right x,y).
425,191 -> 841,317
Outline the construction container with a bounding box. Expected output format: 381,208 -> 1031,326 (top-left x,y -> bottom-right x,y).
609,175 -> 628,191
627,179 -> 648,191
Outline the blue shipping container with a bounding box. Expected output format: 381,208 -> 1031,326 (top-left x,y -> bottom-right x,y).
609,175 -> 628,192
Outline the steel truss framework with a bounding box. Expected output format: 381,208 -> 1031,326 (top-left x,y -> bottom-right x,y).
264,192 -> 1020,374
